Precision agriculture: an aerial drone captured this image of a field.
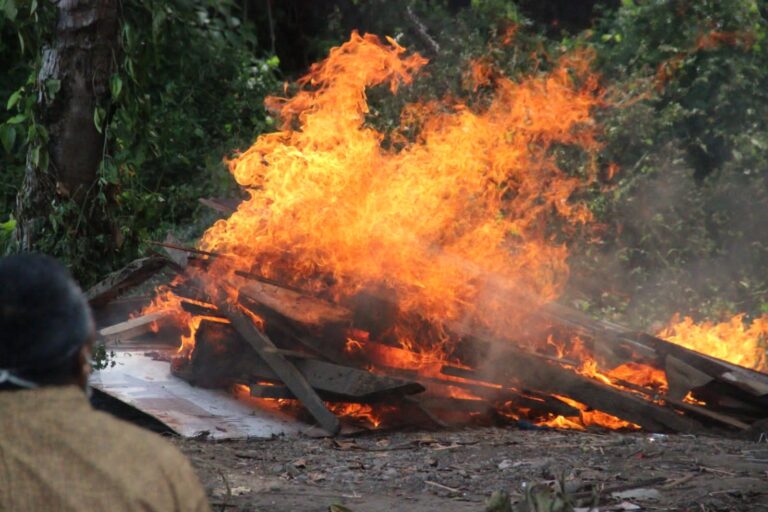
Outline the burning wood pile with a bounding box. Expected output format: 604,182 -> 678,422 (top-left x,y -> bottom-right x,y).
95,33 -> 768,437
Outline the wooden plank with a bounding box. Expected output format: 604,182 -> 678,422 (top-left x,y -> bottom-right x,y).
179,300 -> 225,318
146,240 -> 220,259
416,397 -> 493,413
86,256 -> 168,308
239,281 -> 351,326
665,397 -> 750,431
438,365 -> 581,417
248,384 -> 296,400
247,383 -> 410,404
199,197 -> 239,214
183,320 -> 424,400
538,302 -> 768,403
483,348 -> 706,433
217,300 -> 341,435
665,354 -> 713,400
98,312 -> 168,343
92,294 -> 152,329
161,233 -> 189,268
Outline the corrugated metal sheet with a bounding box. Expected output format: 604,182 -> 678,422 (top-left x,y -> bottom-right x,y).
90,348 -> 303,439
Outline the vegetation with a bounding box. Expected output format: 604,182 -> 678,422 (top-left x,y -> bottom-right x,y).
1,0 -> 766,328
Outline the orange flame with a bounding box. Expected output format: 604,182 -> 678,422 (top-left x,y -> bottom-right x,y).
142,33 -> 665,431
658,313 -> 768,373
543,395 -> 640,430
201,32 -> 602,355
327,403 -> 390,428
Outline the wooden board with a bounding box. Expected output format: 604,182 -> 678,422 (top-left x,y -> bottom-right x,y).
239,280 -> 351,326
484,348 -> 706,433
86,256 -> 168,307
538,302 -> 768,404
98,312 -> 169,343
181,320 -> 424,401
215,301 -> 341,434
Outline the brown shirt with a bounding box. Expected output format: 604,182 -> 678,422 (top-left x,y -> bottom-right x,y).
0,385 -> 210,512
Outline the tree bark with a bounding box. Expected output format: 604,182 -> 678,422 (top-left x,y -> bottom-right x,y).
14,0 -> 118,251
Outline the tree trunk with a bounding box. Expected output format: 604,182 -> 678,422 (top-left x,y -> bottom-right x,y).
14,0 -> 118,252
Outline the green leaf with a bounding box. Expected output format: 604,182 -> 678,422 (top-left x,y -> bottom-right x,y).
6,89 -> 22,110
2,0 -> 17,21
101,161 -> 119,184
30,145 -> 40,167
110,74 -> 123,99
45,79 -> 61,100
0,217 -> 16,234
34,124 -> 48,143
30,0 -> 37,14
6,113 -> 26,124
93,106 -> 106,133
0,124 -> 16,152
125,58 -> 136,81
266,55 -> 280,68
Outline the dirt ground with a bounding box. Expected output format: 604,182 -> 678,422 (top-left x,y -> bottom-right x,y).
174,428 -> 768,512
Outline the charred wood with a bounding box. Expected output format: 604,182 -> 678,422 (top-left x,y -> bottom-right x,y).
215,298 -> 341,435
86,256 -> 168,308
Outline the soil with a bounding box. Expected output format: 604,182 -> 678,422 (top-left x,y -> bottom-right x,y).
174,428 -> 768,512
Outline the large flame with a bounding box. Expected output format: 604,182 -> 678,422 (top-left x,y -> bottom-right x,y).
658,313 -> 768,373
200,31 -> 602,351
141,32 -> 768,431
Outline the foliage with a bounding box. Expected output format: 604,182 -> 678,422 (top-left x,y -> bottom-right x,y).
0,0 -> 280,282
91,342 -> 116,371
569,0 -> 768,326
1,0 -> 766,326
0,0 -> 55,251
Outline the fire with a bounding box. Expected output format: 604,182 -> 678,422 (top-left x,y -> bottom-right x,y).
551,334 -> 668,394
235,383 -> 389,428
327,403 -> 387,428
544,395 -> 640,431
657,313 -> 768,373
200,31 -> 602,352
143,33 -> 673,431
607,362 -> 668,392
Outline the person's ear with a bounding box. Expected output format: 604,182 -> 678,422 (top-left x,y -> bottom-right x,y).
76,344 -> 93,389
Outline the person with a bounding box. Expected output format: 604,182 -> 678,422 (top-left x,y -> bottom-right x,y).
0,253 -> 211,512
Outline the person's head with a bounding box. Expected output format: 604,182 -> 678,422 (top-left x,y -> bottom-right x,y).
0,254 -> 95,390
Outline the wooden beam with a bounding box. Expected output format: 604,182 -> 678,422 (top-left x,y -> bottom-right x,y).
438,365 -> 581,417
146,240 -> 220,259
183,320 -> 424,400
213,303 -> 340,434
248,384 -> 296,400
86,256 -> 168,308
538,302 -> 768,402
98,312 -> 169,343
179,300 -> 224,318
665,397 -> 750,431
665,354 -> 713,400
238,281 -> 351,326
484,348 -> 706,433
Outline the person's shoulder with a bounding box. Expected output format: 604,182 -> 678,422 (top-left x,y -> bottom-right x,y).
86,407 -> 189,463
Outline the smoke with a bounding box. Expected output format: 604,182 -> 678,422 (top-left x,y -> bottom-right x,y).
566,139 -> 768,328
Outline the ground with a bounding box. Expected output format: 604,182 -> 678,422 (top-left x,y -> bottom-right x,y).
174,428 -> 768,512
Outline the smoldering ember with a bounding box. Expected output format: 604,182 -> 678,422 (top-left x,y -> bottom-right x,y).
3,3 -> 768,512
